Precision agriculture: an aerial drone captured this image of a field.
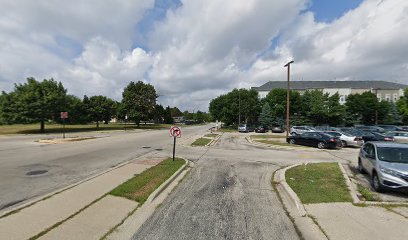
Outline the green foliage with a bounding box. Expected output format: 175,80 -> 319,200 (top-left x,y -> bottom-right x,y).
121,81 -> 157,126
170,107 -> 183,117
396,88 -> 408,124
259,102 -> 273,127
209,88 -> 260,125
164,106 -> 174,124
2,78 -> 67,131
84,95 -> 117,127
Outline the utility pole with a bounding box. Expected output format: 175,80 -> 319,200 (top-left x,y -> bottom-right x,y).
239,90 -> 241,125
284,60 -> 294,138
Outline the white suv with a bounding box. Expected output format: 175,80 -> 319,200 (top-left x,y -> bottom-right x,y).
290,126 -> 314,135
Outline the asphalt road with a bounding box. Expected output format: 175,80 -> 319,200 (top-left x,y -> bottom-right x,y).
132,132 -> 341,240
0,124 -> 210,212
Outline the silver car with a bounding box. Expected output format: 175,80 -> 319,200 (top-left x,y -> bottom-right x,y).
385,131 -> 408,143
358,142 -> 408,192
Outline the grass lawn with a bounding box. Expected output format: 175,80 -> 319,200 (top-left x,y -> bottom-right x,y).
204,134 -> 219,138
285,162 -> 352,204
0,123 -> 174,135
191,137 -> 212,146
250,135 -> 285,139
110,158 -> 185,204
357,184 -> 380,201
255,139 -> 303,147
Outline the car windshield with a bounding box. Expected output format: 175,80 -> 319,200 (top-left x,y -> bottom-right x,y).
324,132 -> 341,137
377,147 -> 408,163
239,124 -> 246,128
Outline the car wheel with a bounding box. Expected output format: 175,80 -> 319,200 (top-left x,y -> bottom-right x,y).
317,142 -> 326,149
341,140 -> 347,147
289,139 -> 296,144
357,159 -> 365,174
372,173 -> 384,193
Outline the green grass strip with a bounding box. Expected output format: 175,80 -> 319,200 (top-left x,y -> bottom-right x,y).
250,135 -> 285,139
191,138 -> 212,146
110,158 -> 184,204
204,134 -> 219,138
286,163 -> 353,204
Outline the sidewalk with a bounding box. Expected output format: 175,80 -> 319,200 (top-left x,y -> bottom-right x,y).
0,158 -> 162,240
305,203 -> 408,240
274,164 -> 408,240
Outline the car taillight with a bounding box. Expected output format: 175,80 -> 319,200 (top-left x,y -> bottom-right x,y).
354,137 -> 362,141
384,137 -> 393,141
329,139 -> 336,142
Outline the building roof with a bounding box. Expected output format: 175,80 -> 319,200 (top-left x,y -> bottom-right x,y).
252,80 -> 407,91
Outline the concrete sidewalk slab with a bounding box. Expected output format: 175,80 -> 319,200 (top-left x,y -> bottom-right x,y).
393,207 -> 408,218
40,195 -> 137,240
0,161 -> 157,240
305,203 -> 408,240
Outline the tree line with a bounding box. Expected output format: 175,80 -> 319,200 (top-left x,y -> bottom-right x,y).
209,88 -> 408,127
0,78 -> 210,131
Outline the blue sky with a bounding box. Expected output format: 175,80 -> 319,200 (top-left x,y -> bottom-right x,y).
307,0 -> 363,22
0,0 -> 407,111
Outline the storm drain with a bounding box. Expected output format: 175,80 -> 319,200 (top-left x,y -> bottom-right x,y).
26,170 -> 48,176
142,146 -> 151,149
155,148 -> 163,151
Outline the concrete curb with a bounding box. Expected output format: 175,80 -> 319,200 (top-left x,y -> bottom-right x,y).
0,151 -> 156,218
275,164 -> 307,217
146,158 -> 189,203
338,163 -> 360,204
274,165 -> 328,240
248,136 -> 313,151
207,134 -> 222,146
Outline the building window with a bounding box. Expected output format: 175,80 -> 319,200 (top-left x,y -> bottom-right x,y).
385,94 -> 391,101
377,93 -> 381,101
340,95 -> 345,103
393,93 -> 398,102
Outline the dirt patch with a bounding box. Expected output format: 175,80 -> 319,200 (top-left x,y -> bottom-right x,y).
37,137 -> 98,144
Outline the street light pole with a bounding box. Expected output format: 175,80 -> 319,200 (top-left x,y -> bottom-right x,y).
284,60 -> 294,138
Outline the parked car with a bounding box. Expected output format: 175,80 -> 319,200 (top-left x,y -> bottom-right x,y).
290,126 -> 314,135
349,130 -> 393,142
254,126 -> 268,133
323,131 -> 364,147
271,126 -> 284,133
377,125 -> 405,132
355,125 -> 385,133
358,142 -> 408,192
238,124 -> 254,133
384,131 -> 408,143
287,132 -> 342,149
401,126 -> 408,131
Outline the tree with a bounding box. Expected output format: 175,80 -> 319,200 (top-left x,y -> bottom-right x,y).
3,78 -> 67,132
85,95 -> 117,128
384,102 -> 402,125
209,88 -> 260,126
264,88 -> 302,122
122,81 -> 157,126
164,106 -> 174,124
259,102 -> 273,127
170,107 -> 183,117
396,88 -> 408,124
345,92 -> 390,125
152,104 -> 165,124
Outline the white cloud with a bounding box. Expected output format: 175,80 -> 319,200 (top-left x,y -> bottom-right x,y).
247,0 -> 408,86
1,0 -> 408,112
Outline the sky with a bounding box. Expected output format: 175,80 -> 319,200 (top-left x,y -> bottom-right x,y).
1,0 -> 407,111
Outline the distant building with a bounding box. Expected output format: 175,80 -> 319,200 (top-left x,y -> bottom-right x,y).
172,116 -> 185,124
251,80 -> 407,104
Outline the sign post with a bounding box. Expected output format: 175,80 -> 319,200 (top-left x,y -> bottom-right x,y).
170,126 -> 181,161
125,114 -> 128,131
60,112 -> 68,139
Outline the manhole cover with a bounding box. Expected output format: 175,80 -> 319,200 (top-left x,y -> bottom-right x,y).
26,170 -> 48,176
142,146 -> 151,149
155,148 -> 163,151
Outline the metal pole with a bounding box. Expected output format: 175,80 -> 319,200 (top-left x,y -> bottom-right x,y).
239,90 -> 241,124
173,136 -> 176,161
63,119 -> 65,139
284,60 -> 294,138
